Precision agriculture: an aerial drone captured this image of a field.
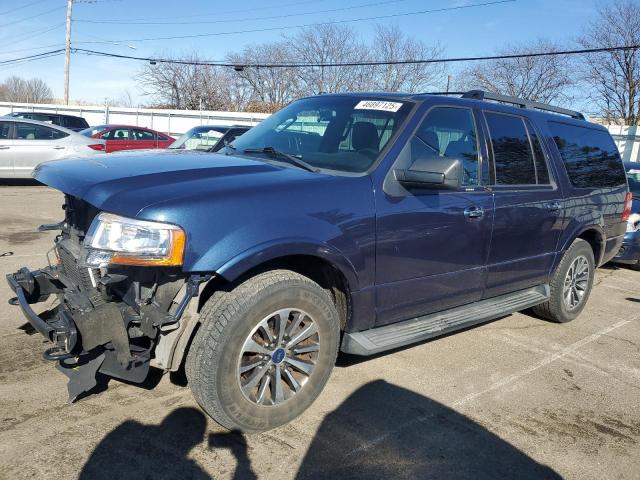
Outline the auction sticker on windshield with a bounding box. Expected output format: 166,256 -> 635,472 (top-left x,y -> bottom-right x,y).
354,100 -> 403,112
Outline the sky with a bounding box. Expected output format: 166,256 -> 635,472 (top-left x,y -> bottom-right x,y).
0,0 -> 609,106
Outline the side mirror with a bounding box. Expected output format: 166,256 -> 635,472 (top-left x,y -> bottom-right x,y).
393,157 -> 461,190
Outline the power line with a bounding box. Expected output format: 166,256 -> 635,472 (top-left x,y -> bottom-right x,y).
73,0 -> 320,23
0,23 -> 65,46
0,49 -> 65,66
77,0 -> 516,43
0,0 -> 53,16
0,43 -> 66,56
0,5 -> 66,28
73,0 -> 412,25
72,44 -> 640,69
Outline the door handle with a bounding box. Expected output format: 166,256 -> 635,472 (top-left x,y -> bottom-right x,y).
0,146 -> 9,150
464,206 -> 485,219
53,146 -> 66,150
544,201 -> 562,212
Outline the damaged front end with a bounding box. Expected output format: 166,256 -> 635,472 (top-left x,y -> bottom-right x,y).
6,195 -> 207,401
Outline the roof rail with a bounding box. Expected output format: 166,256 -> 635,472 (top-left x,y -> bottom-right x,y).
461,90 -> 585,120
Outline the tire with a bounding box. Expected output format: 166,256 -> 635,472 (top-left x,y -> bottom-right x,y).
186,269 -> 340,432
532,238 -> 595,323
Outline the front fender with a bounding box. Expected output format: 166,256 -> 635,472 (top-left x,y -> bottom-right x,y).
212,238 -> 361,291
187,212 -> 371,291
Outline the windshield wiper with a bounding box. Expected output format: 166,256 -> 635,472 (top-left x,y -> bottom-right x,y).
243,146 -> 319,173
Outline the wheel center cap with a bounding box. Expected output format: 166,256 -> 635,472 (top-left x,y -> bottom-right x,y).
272,348 -> 286,364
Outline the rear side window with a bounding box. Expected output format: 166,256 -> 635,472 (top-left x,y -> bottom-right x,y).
15,123 -> 68,140
485,112 -> 537,185
133,129 -> 156,140
549,122 -> 626,188
103,128 -> 130,140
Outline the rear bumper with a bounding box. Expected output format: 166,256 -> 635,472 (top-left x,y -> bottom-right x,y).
612,231 -> 640,264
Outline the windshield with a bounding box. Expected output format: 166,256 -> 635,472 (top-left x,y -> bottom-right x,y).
627,164 -> 640,196
169,126 -> 226,150
80,125 -> 108,137
231,96 -> 414,173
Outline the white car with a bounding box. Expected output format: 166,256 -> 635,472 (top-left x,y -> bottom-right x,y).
0,117 -> 105,178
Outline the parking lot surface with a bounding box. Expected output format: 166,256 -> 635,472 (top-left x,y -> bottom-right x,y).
0,184 -> 639,480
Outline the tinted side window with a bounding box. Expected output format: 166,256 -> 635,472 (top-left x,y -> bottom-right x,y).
103,128 -> 130,140
16,123 -> 68,140
549,122 -> 626,188
133,129 -> 156,140
413,107 -> 479,185
526,120 -> 551,184
64,116 -> 89,129
485,112 -> 536,185
31,113 -> 57,124
0,121 -> 11,139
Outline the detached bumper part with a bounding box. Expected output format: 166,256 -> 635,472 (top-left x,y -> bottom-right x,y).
6,266 -> 150,401
7,268 -> 77,357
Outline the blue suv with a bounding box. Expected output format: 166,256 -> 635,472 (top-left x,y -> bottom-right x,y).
7,90 -> 631,432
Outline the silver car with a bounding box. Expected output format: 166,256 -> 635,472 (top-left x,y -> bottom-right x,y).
0,117 -> 105,178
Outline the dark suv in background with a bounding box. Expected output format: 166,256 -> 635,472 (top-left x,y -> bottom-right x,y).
4,111 -> 89,131
7,90 -> 631,432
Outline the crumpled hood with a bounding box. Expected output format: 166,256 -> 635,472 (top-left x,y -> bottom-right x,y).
33,149 -> 315,217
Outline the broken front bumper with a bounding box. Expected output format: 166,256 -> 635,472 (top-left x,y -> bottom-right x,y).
6,264 -> 150,401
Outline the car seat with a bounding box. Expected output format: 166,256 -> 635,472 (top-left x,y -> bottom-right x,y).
352,122 -> 379,153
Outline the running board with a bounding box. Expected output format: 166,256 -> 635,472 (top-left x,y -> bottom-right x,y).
341,285 -> 549,356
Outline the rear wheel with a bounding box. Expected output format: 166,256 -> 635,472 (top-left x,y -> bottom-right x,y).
532,238 -> 595,323
186,270 -> 340,432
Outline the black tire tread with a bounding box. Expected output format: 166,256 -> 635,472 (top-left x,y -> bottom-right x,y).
532,238 -> 593,323
186,269 -> 337,431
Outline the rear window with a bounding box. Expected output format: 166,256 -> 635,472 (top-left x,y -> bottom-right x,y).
549,122 -> 626,188
64,116 -> 89,129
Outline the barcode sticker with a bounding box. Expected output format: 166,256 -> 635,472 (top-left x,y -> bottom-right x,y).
354,100 -> 403,112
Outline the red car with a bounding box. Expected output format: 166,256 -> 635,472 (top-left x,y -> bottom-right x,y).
80,125 -> 174,153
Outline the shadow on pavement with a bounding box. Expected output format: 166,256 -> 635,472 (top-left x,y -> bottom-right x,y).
78,407 -> 211,480
296,380 -> 560,479
0,179 -> 42,187
80,380 -> 560,479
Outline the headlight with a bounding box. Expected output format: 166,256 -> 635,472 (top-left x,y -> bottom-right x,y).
627,213 -> 640,233
83,213 -> 186,267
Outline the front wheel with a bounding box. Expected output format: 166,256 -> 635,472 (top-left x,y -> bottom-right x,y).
532,238 -> 595,323
186,270 -> 340,432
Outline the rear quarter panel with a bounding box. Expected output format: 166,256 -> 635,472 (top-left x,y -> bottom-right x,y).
535,116 -> 627,267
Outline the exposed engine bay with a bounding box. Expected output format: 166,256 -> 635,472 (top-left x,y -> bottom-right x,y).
6,195 -> 207,401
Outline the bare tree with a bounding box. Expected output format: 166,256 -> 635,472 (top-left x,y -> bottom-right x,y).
228,41 -> 300,112
369,24 -> 445,92
0,76 -> 53,103
285,24 -> 370,95
458,40 -> 574,104
138,54 -> 244,110
577,0 -> 640,125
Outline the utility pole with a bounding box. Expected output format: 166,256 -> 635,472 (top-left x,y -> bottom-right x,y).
63,0 -> 73,105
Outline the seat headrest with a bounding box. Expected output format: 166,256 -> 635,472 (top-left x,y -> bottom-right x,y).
352,122 -> 379,151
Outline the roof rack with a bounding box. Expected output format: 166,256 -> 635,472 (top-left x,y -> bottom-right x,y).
424,90 -> 585,120
463,90 -> 585,120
